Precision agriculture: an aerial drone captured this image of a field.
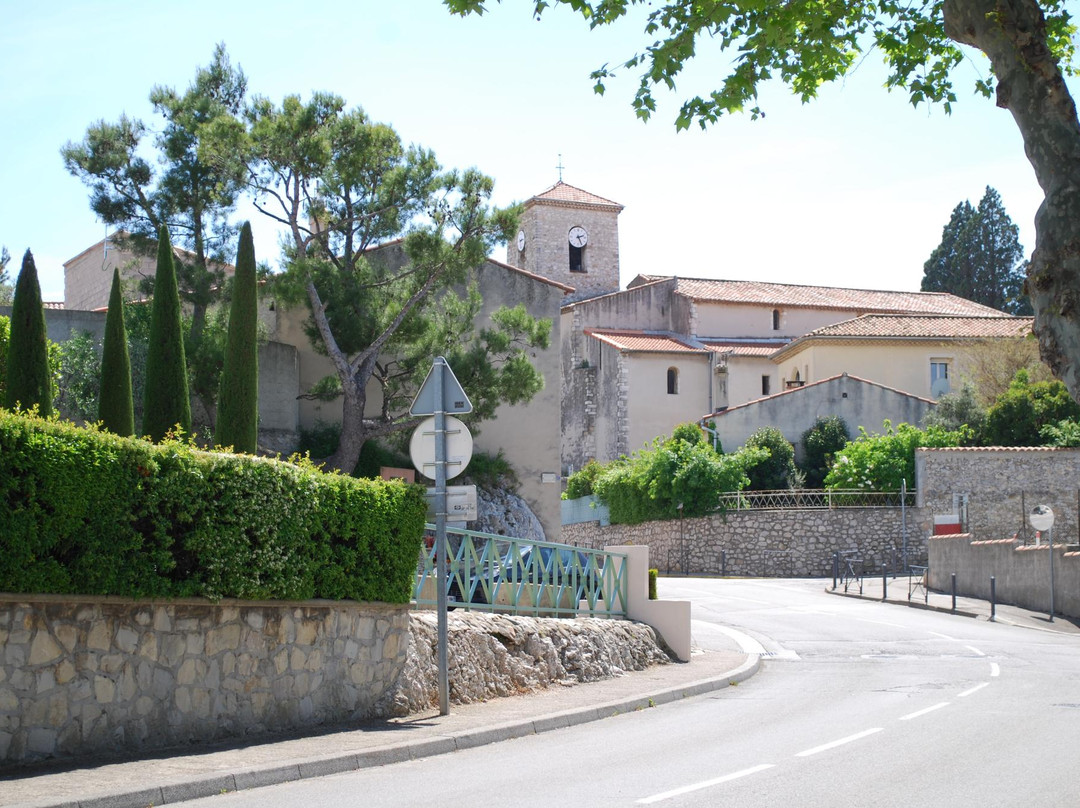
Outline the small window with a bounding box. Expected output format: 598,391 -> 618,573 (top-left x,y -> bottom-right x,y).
667,367 -> 679,395
772,309 -> 781,331
761,375 -> 771,396
930,361 -> 951,397
569,243 -> 585,273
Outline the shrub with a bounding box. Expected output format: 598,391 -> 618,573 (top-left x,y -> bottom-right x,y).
824,421 -> 968,491
922,383 -> 985,440
800,416 -> 850,488
0,410 -> 426,602
215,222 -> 259,453
982,369 -> 1080,446
563,458 -> 605,499
5,250 -> 52,416
98,268 -> 134,436
648,568 -> 658,600
143,227 -> 191,442
744,426 -> 802,490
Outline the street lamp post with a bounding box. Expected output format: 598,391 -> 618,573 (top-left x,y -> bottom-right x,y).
677,502 -> 686,575
1029,505 -> 1056,622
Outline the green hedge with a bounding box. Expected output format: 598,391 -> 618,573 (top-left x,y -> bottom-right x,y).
0,411 -> 426,602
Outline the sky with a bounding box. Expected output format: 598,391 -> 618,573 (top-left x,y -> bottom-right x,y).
1,0 -> 1069,303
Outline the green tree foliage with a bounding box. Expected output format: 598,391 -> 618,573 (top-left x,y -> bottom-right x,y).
921,187 -> 1030,314
922,383 -> 986,440
142,227 -> 191,442
744,426 -> 803,490
563,459 -> 606,500
0,246 -> 12,306
61,44 -> 247,405
446,0 -> 1080,405
590,425 -> 765,524
800,416 -> 851,488
99,268 -> 134,436
209,93 -> 549,471
1040,419 -> 1080,447
824,422 -> 969,491
982,369 -> 1080,446
55,332 -> 101,425
4,250 -> 52,416
215,222 -> 259,453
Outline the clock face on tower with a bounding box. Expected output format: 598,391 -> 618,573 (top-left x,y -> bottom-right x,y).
516,230 -> 526,251
568,226 -> 588,248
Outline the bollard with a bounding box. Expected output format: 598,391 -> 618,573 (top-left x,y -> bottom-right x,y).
882,564 -> 888,602
990,575 -> 996,621
951,573 -> 957,613
832,553 -> 838,590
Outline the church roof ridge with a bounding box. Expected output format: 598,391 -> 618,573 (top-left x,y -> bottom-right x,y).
527,181 -> 624,210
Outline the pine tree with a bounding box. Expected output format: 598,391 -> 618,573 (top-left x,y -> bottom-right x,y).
921,187 -> 1030,315
214,222 -> 259,453
142,227 -> 191,441
98,268 -> 134,436
4,250 -> 52,416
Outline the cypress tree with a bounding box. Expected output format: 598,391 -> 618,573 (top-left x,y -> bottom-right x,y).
4,250 -> 52,416
142,227 -> 191,442
98,267 -> 134,436
215,222 -> 259,453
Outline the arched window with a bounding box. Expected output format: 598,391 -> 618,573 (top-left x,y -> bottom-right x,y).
772,309 -> 781,330
667,367 -> 679,395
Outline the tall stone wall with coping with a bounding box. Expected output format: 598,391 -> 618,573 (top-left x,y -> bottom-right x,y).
916,447 -> 1080,543
564,507 -> 932,577
0,596 -> 409,766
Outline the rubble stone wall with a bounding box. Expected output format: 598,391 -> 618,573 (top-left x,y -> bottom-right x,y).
564,507 -> 932,577
0,596 -> 409,766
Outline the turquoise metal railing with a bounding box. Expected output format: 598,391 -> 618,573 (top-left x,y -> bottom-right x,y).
414,525 -> 628,618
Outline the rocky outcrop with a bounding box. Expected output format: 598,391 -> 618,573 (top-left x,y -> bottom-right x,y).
470,484 -> 547,542
381,612 -> 673,715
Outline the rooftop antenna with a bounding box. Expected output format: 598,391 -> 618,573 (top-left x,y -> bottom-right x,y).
103,225 -> 110,259
556,154 -> 564,182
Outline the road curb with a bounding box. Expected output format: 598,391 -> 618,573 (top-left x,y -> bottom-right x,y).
825,586 -> 980,619
14,656 -> 760,808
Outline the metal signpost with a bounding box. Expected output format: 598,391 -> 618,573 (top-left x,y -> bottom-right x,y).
1029,505 -> 1055,621
409,357 -> 472,715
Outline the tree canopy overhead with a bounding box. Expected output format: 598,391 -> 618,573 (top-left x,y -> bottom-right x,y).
446,0 -> 1080,406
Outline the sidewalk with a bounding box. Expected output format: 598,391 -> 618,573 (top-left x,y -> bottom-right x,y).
1,648 -> 756,808
826,570 -> 1080,635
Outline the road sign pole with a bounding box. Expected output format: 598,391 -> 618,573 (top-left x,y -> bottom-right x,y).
434,359 -> 450,715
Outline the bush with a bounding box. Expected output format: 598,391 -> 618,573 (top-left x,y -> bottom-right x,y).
0,411 -> 426,602
922,383 -> 985,440
590,424 -> 764,524
982,369 -> 1080,446
744,426 -> 802,490
824,421 -> 968,491
648,568 -> 658,600
563,458 -> 605,499
800,416 -> 850,488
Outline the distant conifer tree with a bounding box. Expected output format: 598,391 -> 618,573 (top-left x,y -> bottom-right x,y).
142,227 -> 191,441
215,222 -> 259,453
4,250 -> 52,416
98,268 -> 134,436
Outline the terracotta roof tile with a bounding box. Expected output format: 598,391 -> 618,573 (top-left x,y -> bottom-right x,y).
585,328 -> 705,354
701,339 -> 789,357
802,314 -> 1033,339
529,181 -> 623,210
634,275 -> 1008,316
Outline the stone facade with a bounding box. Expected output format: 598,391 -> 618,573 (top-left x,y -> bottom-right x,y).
916,447 -> 1080,543
564,508 -> 931,578
506,186 -> 622,303
0,596 -> 410,766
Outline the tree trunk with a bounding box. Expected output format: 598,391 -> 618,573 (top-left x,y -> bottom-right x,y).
945,0 -> 1080,399
327,382 -> 368,473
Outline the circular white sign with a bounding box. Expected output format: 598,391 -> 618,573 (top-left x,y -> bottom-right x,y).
409,415 -> 473,481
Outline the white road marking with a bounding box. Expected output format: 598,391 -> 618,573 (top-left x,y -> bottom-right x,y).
965,645 -> 986,657
636,764 -> 776,804
794,728 -> 884,757
959,683 -> 990,698
928,631 -> 955,641
699,623 -> 769,656
899,702 -> 950,721
990,663 -> 1001,677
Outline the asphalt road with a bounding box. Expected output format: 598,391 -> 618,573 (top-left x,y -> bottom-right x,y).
180,578 -> 1080,808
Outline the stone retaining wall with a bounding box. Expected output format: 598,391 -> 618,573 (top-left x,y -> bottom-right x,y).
564,507 -> 931,577
928,534 -> 1080,619
0,596 -> 410,766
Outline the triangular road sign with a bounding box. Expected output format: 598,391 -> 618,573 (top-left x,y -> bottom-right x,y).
410,357 -> 473,416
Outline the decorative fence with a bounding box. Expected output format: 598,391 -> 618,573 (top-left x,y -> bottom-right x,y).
415,525 -> 628,618
717,488 -> 917,511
